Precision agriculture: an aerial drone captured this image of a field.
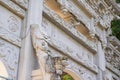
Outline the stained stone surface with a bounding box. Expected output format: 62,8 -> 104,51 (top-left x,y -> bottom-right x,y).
0,0 -> 120,80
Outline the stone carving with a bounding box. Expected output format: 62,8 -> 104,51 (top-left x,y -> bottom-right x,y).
45,54 -> 55,73
50,56 -> 68,80
31,24 -> 52,80
60,6 -> 68,15
42,17 -> 98,73
8,16 -> 19,32
31,24 -> 69,80
0,0 -> 25,18
86,0 -> 114,29
11,0 -> 28,9
66,60 -> 96,80
57,0 -> 93,32
0,27 -> 21,47
82,72 -> 93,80
105,46 -> 120,70
103,71 -> 112,80
43,5 -> 97,52
77,0 -> 97,17
0,39 -> 19,80
100,12 -> 114,28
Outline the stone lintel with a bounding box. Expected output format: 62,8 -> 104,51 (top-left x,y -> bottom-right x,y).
45,39 -> 98,74
43,5 -> 97,54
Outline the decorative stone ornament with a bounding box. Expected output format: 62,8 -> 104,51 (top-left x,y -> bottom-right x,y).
31,24 -> 68,80
89,31 -> 95,39
60,6 -> 68,15
31,24 -> 52,80
103,71 -> 112,80
50,56 -> 68,80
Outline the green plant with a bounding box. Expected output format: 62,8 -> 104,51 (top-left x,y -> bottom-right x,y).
61,74 -> 74,80
111,19 -> 120,40
116,0 -> 120,3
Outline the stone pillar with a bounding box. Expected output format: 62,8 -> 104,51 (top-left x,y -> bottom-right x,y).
96,41 -> 106,80
97,41 -> 106,71
18,0 -> 44,80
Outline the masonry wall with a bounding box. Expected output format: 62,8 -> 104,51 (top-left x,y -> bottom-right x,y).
0,0 -> 27,79
0,0 -> 120,80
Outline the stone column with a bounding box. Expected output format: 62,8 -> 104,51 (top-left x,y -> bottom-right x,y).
96,41 -> 106,80
18,0 -> 44,80
97,41 -> 106,71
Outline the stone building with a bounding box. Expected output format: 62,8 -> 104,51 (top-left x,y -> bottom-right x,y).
0,0 -> 120,80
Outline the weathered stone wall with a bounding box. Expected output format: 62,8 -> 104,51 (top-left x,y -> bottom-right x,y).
0,0 -> 27,79
0,0 -> 120,80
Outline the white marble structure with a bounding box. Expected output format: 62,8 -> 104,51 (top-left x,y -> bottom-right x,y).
0,0 -> 120,80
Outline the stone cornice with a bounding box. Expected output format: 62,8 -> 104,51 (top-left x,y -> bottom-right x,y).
106,63 -> 120,77
0,0 -> 25,18
11,0 -> 28,10
75,0 -> 98,17
57,0 -> 94,32
43,5 -> 97,54
0,27 -> 21,47
105,0 -> 120,15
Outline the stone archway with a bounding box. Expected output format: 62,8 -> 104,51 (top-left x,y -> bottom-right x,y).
0,60 -> 8,80
63,69 -> 81,80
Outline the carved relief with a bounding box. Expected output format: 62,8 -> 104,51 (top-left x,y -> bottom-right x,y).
105,46 -> 120,70
0,27 -> 21,47
31,24 -> 69,80
45,46 -> 97,80
12,0 -> 28,8
31,24 -> 52,80
86,0 -> 114,29
42,18 -> 98,73
66,60 -> 96,80
7,16 -> 19,32
0,39 -> 19,80
43,5 -> 97,52
57,0 -> 92,31
0,1 -> 25,17
103,71 -> 112,80
0,5 -> 22,37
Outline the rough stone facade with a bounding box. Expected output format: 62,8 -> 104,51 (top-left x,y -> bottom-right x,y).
0,0 -> 120,80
